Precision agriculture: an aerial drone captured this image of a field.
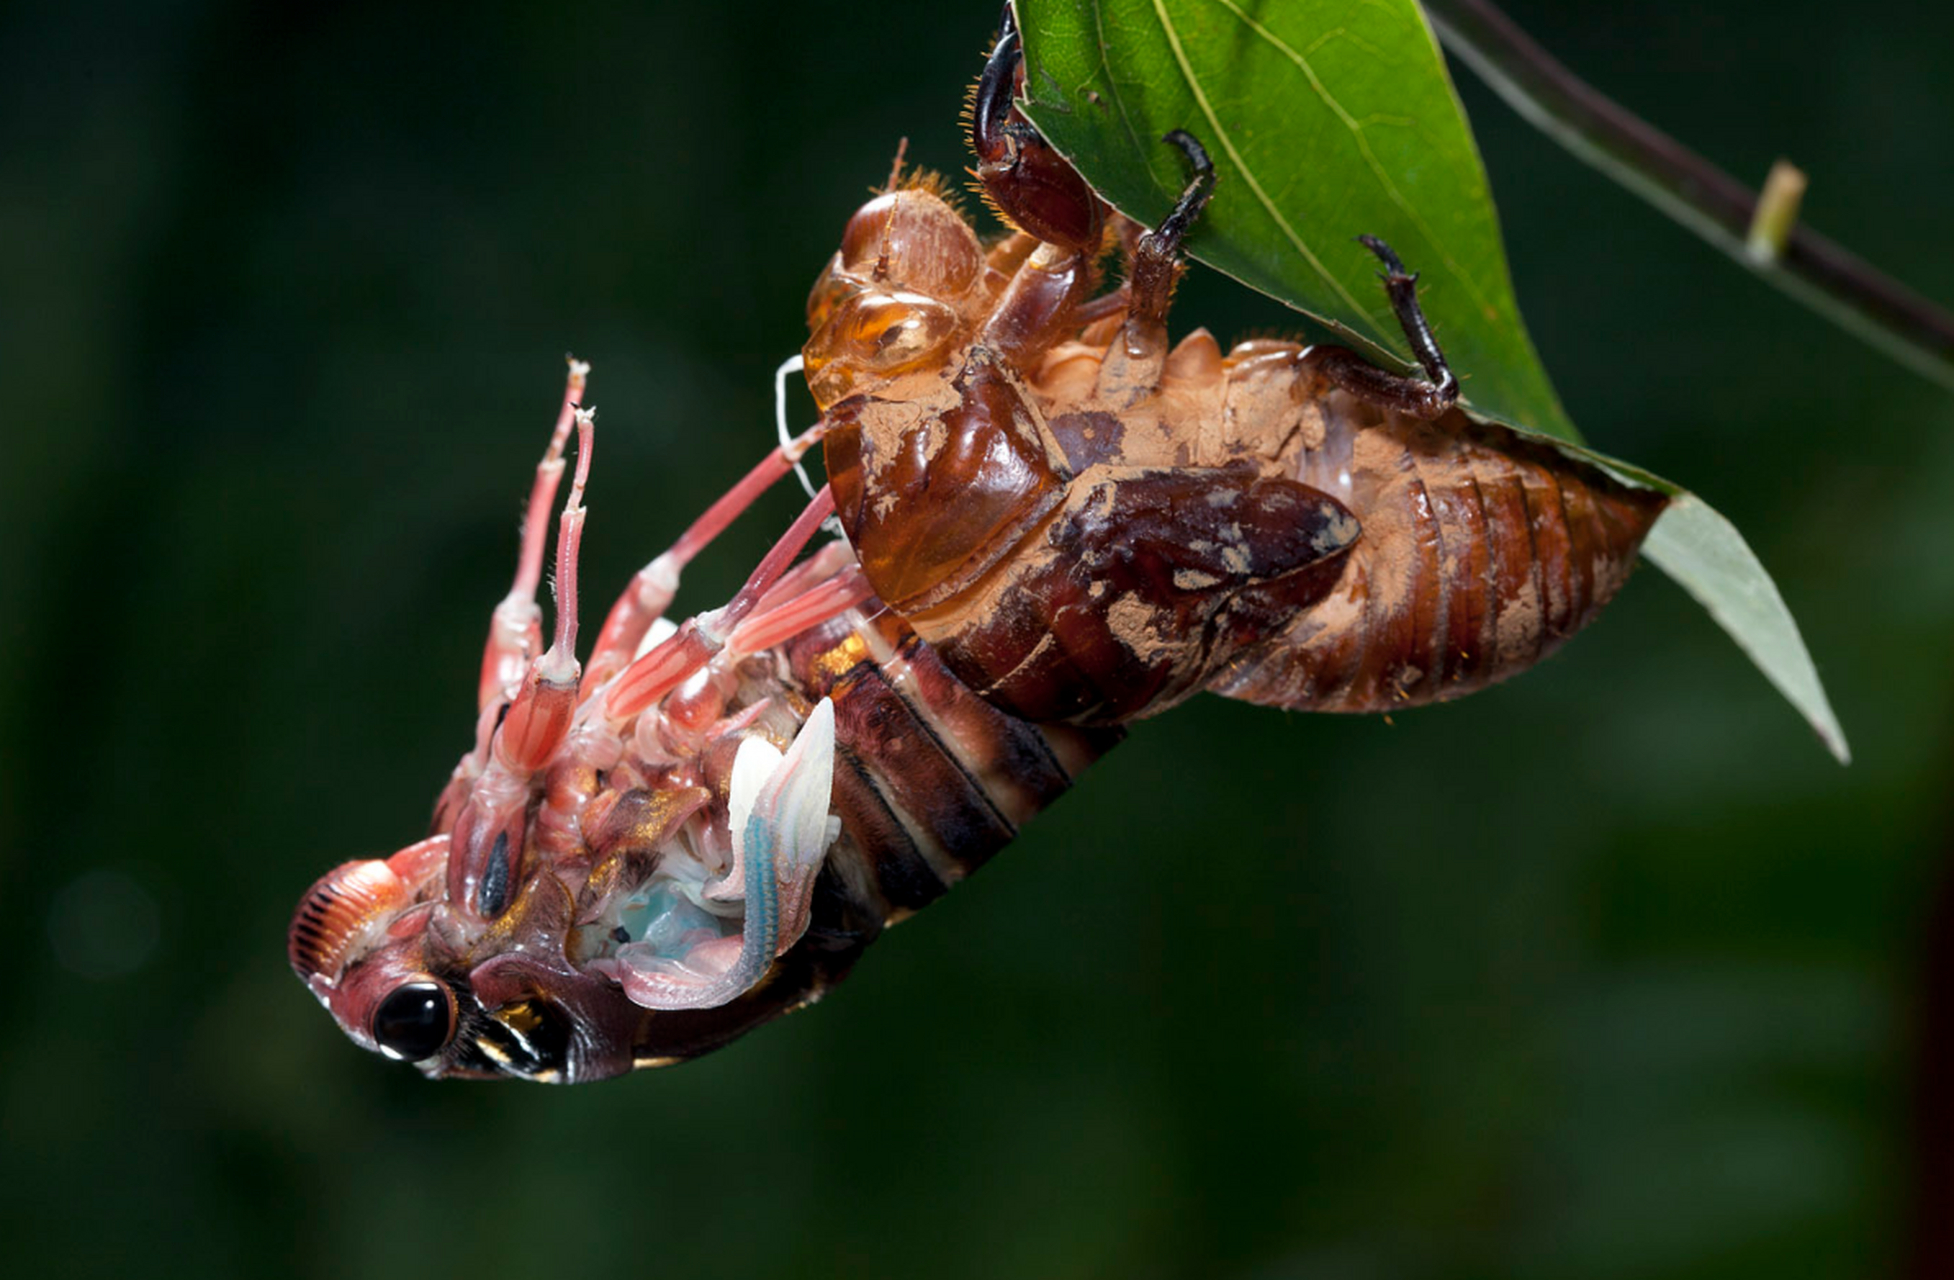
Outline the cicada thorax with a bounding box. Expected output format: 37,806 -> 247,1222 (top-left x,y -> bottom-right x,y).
816,338 -> 1366,725
807,179 -> 1370,726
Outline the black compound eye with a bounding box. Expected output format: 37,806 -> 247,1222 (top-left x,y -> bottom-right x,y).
371,981 -> 455,1061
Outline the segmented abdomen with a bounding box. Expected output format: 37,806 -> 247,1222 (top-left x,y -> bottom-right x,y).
775,604 -> 1118,929
1212,394 -> 1668,712
647,599 -> 1120,1066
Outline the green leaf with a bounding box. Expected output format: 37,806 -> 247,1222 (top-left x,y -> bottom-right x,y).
1016,0 -> 1573,439
1640,501 -> 1850,763
1014,0 -> 1849,762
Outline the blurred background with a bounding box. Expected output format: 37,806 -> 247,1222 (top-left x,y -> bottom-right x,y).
4,1 -> 1950,1276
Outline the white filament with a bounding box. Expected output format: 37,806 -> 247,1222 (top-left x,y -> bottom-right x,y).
774,352 -> 818,501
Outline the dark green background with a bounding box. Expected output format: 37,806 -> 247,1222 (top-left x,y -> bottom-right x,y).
5,2 -> 1950,1276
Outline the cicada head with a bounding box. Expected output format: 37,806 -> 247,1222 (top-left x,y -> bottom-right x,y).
288,702 -> 866,1083
802,186 -> 987,410
288,344 -> 873,1083
288,833 -> 647,1083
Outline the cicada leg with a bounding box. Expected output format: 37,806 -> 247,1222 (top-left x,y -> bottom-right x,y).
727,563 -> 877,656
493,402 -> 594,771
1302,237 -> 1461,421
968,5 -> 1112,369
449,405 -> 596,920
1094,131 -> 1216,397
599,485 -> 837,723
437,358 -> 590,832
978,240 -> 1101,371
582,419 -> 829,690
477,357 -> 589,713
970,3 -> 1104,253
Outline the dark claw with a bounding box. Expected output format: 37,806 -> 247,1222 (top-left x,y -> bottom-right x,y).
1148,129 -> 1217,256
1306,234 -> 1460,419
969,1 -> 1105,250
1356,234 -> 1412,281
1162,128 -> 1213,179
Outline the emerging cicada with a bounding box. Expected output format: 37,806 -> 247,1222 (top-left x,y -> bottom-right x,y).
291,365 -> 1120,1080
290,8 -> 1665,1081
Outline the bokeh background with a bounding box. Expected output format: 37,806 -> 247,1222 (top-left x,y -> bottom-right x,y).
5,1 -> 1952,1276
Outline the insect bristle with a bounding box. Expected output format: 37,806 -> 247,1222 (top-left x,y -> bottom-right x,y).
1234,324 -> 1315,349
965,171 -> 1019,234
871,165 -> 968,223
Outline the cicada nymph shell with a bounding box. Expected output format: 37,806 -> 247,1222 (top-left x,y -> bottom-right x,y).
804,6 -> 1665,725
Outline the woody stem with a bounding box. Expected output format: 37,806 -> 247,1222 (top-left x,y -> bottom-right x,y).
1423,0 -> 1954,391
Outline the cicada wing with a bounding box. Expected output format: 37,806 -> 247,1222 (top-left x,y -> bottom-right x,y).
604,699 -> 840,1011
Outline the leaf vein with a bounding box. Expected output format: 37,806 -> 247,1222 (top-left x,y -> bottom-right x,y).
1210,0 -> 1499,329
1089,0 -> 1150,173
1149,0 -> 1377,338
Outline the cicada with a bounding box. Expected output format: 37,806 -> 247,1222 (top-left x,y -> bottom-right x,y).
290,8 -> 1664,1081
291,365 -> 1121,1080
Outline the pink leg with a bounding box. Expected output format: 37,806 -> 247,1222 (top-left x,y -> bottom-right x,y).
583,422 -> 829,690
496,406 -> 593,773
749,540 -> 856,618
450,405 -> 597,920
726,563 -> 876,655
601,485 -> 836,722
478,358 -> 589,711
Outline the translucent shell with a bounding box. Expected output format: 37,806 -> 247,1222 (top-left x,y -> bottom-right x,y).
802,188 -> 988,411
837,189 -> 984,296
803,290 -> 962,409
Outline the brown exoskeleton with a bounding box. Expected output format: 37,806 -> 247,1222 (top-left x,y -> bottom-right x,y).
290,8 -> 1671,1083
805,5 -> 1668,726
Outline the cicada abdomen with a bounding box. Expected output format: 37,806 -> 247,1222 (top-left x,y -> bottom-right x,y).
776,602 -> 1116,924
1203,373 -> 1667,712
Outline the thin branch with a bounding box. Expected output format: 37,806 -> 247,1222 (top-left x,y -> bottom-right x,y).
1423,0 -> 1954,391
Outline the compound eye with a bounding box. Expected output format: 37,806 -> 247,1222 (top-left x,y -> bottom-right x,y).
804,291 -> 962,409
847,293 -> 959,372
371,980 -> 455,1061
